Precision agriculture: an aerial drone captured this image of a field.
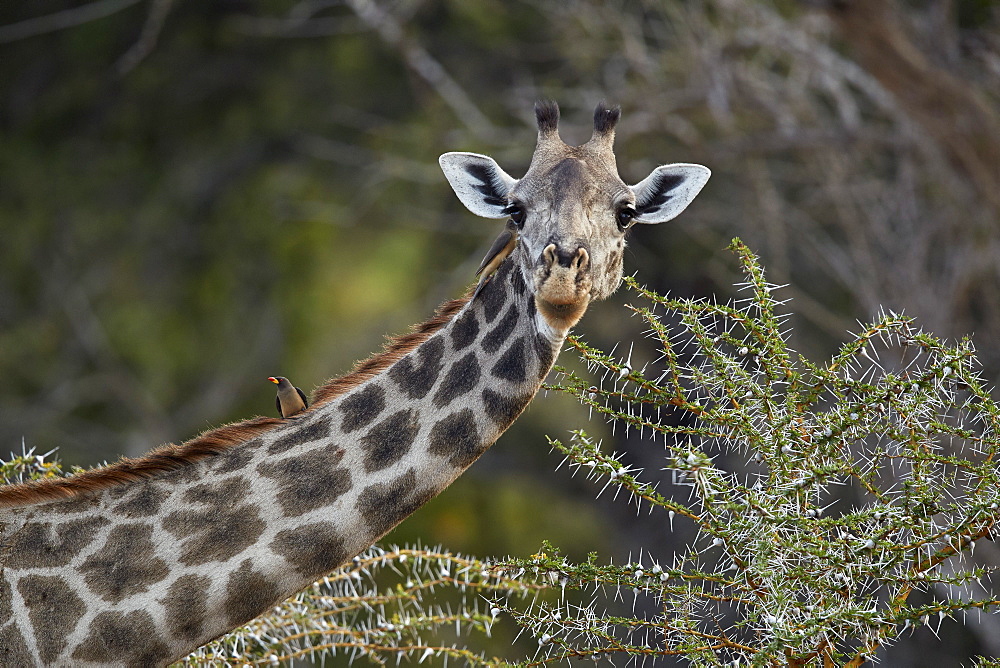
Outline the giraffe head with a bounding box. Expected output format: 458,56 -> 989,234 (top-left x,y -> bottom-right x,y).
440,101 -> 710,330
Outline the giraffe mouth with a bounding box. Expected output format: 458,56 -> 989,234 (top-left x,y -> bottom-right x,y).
533,243 -> 592,329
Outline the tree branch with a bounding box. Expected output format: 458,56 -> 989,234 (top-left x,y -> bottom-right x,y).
0,0 -> 142,44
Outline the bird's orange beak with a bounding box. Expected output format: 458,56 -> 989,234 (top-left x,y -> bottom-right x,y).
268,377 -> 279,384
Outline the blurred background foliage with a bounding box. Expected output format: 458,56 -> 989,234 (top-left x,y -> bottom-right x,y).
1,0 -> 999,663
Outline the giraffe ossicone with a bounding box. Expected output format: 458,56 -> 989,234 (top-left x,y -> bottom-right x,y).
0,101 -> 709,666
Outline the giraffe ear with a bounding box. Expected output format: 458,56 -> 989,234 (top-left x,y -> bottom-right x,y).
629,163 -> 711,224
439,152 -> 518,219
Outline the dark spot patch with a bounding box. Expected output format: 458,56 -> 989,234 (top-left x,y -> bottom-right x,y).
47,494 -> 100,514
258,442 -> 351,517
18,575 -> 85,663
607,249 -> 621,270
158,463 -> 201,485
428,409 -> 483,468
0,578 -> 10,627
491,336 -> 528,383
526,293 -> 536,319
451,309 -> 480,351
340,384 -> 386,433
80,524 -> 169,604
389,337 -> 445,399
271,522 -> 349,579
356,469 -> 436,540
509,266 -> 527,295
182,477 -> 249,506
534,334 -> 556,379
211,438 -> 265,474
162,574 -> 210,641
267,416 -> 332,454
112,482 -> 171,518
479,262 -> 510,322
0,624 -> 34,667
224,559 -> 282,628
163,479 -> 265,566
483,388 -> 533,430
4,517 -> 109,569
72,609 -> 171,665
359,409 -> 419,473
482,304 -> 520,354
161,506 -> 266,565
432,353 -> 481,408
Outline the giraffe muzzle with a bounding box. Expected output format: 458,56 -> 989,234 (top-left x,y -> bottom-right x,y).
533,242 -> 592,329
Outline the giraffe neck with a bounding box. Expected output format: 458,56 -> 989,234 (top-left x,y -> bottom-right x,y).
0,260 -> 565,666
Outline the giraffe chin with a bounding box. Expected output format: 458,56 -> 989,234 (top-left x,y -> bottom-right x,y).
534,275 -> 592,331
535,294 -> 590,331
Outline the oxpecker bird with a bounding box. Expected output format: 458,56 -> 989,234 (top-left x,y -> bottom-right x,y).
268,376 -> 308,418
472,218 -> 519,300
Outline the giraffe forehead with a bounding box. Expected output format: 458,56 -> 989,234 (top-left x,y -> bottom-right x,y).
517,155 -> 627,212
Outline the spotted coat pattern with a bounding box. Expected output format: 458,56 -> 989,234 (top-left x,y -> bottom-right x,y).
0,262 -> 562,667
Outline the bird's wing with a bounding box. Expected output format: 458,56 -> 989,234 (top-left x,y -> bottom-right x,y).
275,395 -> 283,417
476,228 -> 516,276
295,386 -> 309,409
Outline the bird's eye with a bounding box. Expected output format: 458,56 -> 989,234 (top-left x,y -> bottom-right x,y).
504,203 -> 526,229
617,206 -> 637,231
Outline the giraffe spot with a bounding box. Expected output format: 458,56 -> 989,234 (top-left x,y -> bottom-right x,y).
534,333 -> 556,379
479,263 -> 509,322
163,478 -> 266,566
80,524 -> 169,603
0,577 -> 10,627
18,575 -> 85,663
224,559 -> 282,628
0,623 -> 34,667
46,493 -> 100,514
428,409 -> 483,468
161,574 -> 210,642
482,304 -> 520,354
211,438 -> 265,474
340,384 -> 386,433
182,477 -> 250,506
3,517 -> 109,569
356,469 -> 436,541
111,481 -> 171,518
359,409 -> 420,473
510,265 -> 527,295
451,309 -> 480,350
72,609 -> 171,665
163,506 -> 264,566
267,416 -> 333,454
432,352 -> 481,408
389,337 -> 445,399
271,522 -> 349,579
258,442 -> 352,517
482,388 -> 533,430
159,462 -> 202,485
491,336 -> 528,383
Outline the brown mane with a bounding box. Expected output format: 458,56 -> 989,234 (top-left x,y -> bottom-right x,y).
0,296 -> 469,509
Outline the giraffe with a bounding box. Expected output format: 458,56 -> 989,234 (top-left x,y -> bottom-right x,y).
0,101 -> 709,666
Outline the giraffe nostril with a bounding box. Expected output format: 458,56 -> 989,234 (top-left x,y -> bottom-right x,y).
543,244 -> 558,265
541,242 -> 590,271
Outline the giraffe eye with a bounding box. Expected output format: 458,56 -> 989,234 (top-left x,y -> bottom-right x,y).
617,206 -> 637,231
504,203 -> 526,229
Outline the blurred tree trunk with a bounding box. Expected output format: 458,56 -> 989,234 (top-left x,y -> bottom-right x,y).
820,0 -> 1000,217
